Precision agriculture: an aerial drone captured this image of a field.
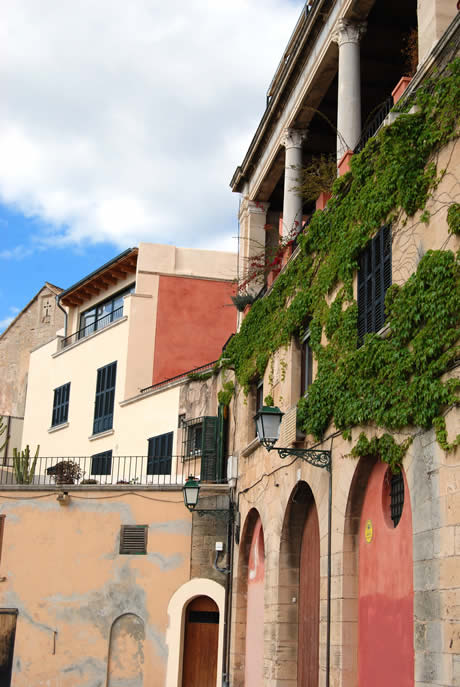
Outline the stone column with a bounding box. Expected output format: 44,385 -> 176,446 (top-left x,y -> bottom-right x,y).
334,19 -> 366,161
238,196 -> 270,295
281,129 -> 306,239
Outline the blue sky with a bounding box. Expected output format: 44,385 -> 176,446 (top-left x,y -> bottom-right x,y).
1,0 -> 305,332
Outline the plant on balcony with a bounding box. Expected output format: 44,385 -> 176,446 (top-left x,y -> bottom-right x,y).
48,460 -> 83,485
81,478 -> 98,485
231,292 -> 255,312
295,154 -> 337,204
13,445 -> 40,484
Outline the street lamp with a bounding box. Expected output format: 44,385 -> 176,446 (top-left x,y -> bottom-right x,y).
183,475 -> 200,512
254,404 -> 333,687
254,406 -> 331,470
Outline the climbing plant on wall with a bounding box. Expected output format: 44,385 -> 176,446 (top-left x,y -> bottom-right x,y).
222,58 -> 460,468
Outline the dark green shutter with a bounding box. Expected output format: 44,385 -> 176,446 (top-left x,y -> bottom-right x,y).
357,224 -> 392,342
93,361 -> 117,434
147,432 -> 173,475
200,417 -> 218,482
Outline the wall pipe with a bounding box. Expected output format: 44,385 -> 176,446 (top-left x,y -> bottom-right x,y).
55,294 -> 68,338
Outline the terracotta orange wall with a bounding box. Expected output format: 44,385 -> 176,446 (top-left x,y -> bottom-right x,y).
244,518 -> 265,687
358,462 -> 414,687
152,276 -> 236,384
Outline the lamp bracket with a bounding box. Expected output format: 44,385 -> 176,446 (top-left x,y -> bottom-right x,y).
193,508 -> 233,520
267,445 -> 331,471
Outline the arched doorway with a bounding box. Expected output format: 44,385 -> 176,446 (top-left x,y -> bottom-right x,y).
358,461 -> 414,686
244,515 -> 265,687
182,596 -> 219,687
279,481 -> 319,687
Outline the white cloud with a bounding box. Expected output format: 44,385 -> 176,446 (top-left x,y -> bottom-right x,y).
0,0 -> 304,254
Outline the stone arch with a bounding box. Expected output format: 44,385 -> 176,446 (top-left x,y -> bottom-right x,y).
232,508 -> 263,687
165,578 -> 225,687
107,612 -> 145,687
278,480 -> 320,687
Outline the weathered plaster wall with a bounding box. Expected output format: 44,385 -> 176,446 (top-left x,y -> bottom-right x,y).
0,285 -> 64,418
0,489 -> 192,687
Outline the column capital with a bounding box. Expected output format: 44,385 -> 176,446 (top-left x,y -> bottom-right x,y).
333,19 -> 367,47
281,128 -> 307,150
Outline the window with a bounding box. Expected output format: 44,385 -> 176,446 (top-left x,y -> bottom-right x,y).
182,417 -> 218,482
51,383 -> 70,427
187,423 -> 203,456
93,362 -> 117,434
390,472 -> 404,527
357,224 -> 392,340
147,432 -> 173,475
119,525 -> 148,554
300,330 -> 313,396
91,450 -> 112,476
79,284 -> 135,339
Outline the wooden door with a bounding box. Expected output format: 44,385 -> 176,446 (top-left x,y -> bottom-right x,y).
0,611 -> 17,687
298,501 -> 319,687
182,596 -> 219,687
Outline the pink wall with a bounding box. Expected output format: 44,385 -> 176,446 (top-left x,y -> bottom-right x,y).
359,461 -> 414,687
244,517 -> 265,687
152,276 -> 236,384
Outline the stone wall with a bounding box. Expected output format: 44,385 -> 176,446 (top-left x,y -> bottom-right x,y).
0,284 -> 64,418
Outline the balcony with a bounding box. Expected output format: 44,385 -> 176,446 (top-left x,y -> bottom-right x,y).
0,454 -> 227,488
61,305 -> 125,349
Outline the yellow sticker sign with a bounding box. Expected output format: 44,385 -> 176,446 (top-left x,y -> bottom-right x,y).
365,519 -> 373,543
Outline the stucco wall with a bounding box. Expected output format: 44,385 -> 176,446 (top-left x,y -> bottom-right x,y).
0,489 -> 192,687
0,285 -> 64,418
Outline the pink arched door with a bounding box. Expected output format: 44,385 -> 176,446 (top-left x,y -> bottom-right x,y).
359,461 -> 414,686
244,517 -> 265,686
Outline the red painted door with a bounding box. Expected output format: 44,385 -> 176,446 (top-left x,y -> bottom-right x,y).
182,596 -> 219,687
359,461 -> 414,686
298,500 -> 319,687
244,518 -> 265,686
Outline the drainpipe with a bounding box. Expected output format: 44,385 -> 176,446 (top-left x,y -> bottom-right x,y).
326,465 -> 332,687
56,294 -> 68,338
221,497 -> 235,687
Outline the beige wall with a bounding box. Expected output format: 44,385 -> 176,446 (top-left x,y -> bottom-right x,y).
417,0 -> 458,65
137,243 -> 237,283
0,285 -> 64,417
0,489 -> 192,687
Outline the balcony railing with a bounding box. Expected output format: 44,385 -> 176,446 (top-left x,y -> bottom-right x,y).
354,96 -> 394,154
0,455 -> 225,488
61,306 -> 125,349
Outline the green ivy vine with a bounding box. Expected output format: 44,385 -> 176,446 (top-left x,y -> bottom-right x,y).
222,58 -> 460,466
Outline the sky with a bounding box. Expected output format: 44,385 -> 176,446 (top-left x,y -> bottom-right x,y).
0,0 -> 305,332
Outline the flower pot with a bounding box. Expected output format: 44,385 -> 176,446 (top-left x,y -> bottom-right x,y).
338,150 -> 353,177
316,191 -> 332,211
392,76 -> 412,104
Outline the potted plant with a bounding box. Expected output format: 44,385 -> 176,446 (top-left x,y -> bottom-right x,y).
47,460 -> 83,485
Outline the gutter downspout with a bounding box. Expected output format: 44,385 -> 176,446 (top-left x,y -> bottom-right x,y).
326,436 -> 334,687
222,496 -> 235,687
56,294 -> 68,338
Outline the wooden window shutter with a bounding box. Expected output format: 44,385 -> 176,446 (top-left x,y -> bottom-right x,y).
119,525 -> 148,554
200,417 -> 218,483
93,361 -> 117,434
147,432 -> 173,475
357,225 -> 392,342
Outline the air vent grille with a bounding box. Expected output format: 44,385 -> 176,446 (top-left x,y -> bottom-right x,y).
119,525 -> 148,555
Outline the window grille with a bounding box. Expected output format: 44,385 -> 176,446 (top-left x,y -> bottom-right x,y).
390,471 -> 404,527
51,383 -> 70,427
91,450 -> 112,476
119,525 -> 148,555
147,432 -> 173,475
93,362 -> 117,434
357,224 -> 392,341
182,417 -> 218,482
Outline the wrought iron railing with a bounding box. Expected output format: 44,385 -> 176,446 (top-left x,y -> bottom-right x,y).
140,361 -> 218,394
354,96 -> 394,154
61,306 -> 125,349
0,455 -> 226,487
